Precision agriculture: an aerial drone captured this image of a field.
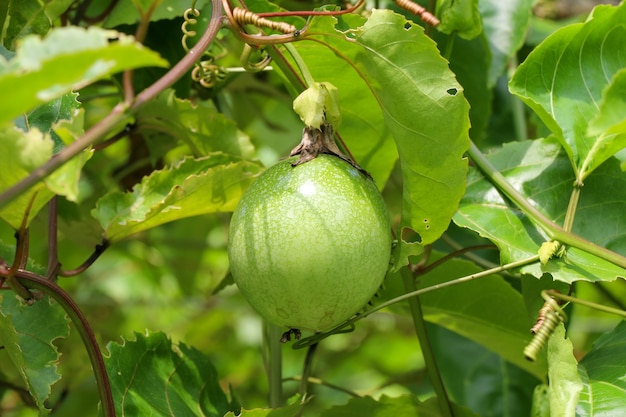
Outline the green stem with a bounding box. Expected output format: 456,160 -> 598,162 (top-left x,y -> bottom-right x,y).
293,255 -> 540,348
468,141 -> 626,270
16,270 -> 115,417
401,268 -> 453,417
547,290 -> 626,319
562,185 -> 581,232
442,34 -> 455,61
299,342 -> 319,398
508,55 -> 528,141
282,43 -> 316,88
265,322 -> 283,408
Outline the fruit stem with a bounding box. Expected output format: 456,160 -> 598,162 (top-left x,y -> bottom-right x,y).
401,268 -> 454,417
299,342 -> 319,398
265,321 -> 284,407
283,43 -> 316,88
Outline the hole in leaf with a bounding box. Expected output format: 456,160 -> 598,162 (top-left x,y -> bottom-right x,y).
404,22 -> 412,30
447,88 -> 458,96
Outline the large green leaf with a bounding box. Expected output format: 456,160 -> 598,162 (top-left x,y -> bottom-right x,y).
479,0 -> 535,86
509,3 -> 626,181
547,323 -> 582,417
576,320 -> 626,416
429,325 -> 539,417
454,138 -> 626,283
92,154 -> 263,242
0,293 -> 70,415
350,10 -> 469,246
320,395 -> 479,417
105,331 -> 234,417
0,26 -> 168,125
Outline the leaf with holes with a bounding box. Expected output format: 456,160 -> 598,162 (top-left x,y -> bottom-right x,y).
105,331 -> 235,416
296,10 -> 469,268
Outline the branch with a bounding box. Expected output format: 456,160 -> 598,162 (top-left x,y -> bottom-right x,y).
0,0 -> 224,209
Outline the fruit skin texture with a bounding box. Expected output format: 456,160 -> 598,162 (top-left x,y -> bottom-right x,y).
228,154 -> 392,332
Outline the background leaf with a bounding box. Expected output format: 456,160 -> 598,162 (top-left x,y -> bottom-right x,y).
105,331 -> 235,417
0,26 -> 168,125
92,154 -> 263,241
509,3 -> 626,181
429,325 -> 539,417
479,0 -> 535,86
0,294 -> 70,414
576,320 -> 626,416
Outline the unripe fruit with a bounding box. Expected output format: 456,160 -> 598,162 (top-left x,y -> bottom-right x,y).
228,155 -> 391,332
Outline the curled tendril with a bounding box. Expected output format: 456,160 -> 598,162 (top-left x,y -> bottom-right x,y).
233,7 -> 297,34
192,62 -> 229,88
394,0 -> 440,26
181,7 -> 201,53
222,0 -> 305,46
523,291 -> 568,362
182,4 -> 229,89
240,43 -> 273,72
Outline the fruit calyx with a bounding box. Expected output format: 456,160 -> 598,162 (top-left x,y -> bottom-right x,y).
290,124 -> 368,176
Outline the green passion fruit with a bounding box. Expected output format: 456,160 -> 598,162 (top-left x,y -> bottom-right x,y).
227,154 -> 392,332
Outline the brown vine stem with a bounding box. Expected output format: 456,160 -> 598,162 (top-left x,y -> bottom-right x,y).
0,0 -> 224,209
15,269 -> 116,417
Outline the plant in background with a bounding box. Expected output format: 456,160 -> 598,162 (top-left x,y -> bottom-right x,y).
0,0 -> 625,416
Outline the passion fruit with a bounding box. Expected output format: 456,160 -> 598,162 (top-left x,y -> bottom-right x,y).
227,154 -> 391,332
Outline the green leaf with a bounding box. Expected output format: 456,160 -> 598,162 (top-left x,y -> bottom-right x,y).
509,3 -> 626,181
479,0 -> 535,85
15,92 -> 81,150
454,138 -> 626,283
92,154 -> 263,242
0,293 -> 70,414
105,331 -> 234,417
531,384 -> 550,417
320,395 -> 479,417
576,320 -> 626,416
103,0 -> 210,27
0,124 -> 55,228
436,0 -> 483,40
430,325 -> 539,417
0,26 -> 168,125
135,90 -> 254,160
584,68 -> 626,175
547,323 -> 582,417
2,0 -> 51,50
303,10 -> 469,246
223,402 -> 302,417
